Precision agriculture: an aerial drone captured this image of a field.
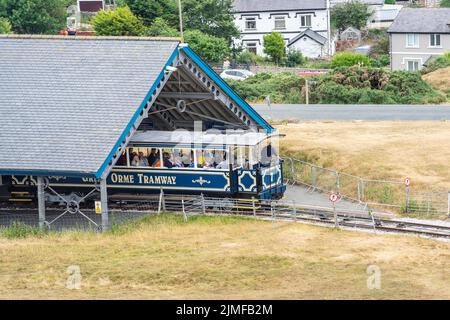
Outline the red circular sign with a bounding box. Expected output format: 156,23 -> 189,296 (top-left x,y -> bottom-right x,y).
404,178 -> 411,187
329,193 -> 339,203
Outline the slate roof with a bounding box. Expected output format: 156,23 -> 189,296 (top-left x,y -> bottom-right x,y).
388,8 -> 450,34
233,0 -> 327,12
288,29 -> 327,46
0,36 -> 179,177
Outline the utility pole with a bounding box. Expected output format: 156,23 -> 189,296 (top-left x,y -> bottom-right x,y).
178,0 -> 184,42
327,0 -> 332,56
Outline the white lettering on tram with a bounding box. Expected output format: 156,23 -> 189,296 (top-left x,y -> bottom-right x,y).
137,173 -> 176,185
110,173 -> 134,184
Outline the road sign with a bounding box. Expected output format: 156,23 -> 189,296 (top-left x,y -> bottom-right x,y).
404,178 -> 411,187
95,201 -> 102,214
329,193 -> 340,203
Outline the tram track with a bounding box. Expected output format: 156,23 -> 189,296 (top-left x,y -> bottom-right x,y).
1,196 -> 450,239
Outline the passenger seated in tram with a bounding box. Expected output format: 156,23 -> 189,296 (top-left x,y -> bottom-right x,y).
147,148 -> 158,166
215,154 -> 229,169
152,152 -> 174,168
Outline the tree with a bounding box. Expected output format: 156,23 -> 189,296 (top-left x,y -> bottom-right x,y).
5,0 -> 67,34
440,0 -> 450,7
91,6 -> 146,36
331,1 -> 371,31
123,0 -> 178,27
0,17 -> 11,33
263,32 -> 286,64
184,30 -> 230,62
182,0 -> 239,43
146,17 -> 179,37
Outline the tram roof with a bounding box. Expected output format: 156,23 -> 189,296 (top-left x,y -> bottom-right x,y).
130,130 -> 282,148
0,36 -> 273,178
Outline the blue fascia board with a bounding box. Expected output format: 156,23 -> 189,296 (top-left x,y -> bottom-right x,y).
0,169 -> 97,178
95,45 -> 180,179
181,47 -> 274,134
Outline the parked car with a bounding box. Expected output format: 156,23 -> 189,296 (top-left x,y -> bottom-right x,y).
220,69 -> 254,81
353,45 -> 371,55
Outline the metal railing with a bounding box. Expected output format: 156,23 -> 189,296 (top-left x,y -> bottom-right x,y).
282,157 -> 450,216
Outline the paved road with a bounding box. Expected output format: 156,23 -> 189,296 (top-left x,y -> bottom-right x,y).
252,104 -> 450,121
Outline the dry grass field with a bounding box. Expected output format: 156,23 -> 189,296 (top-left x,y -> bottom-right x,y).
276,121 -> 450,191
423,66 -> 450,99
0,215 -> 449,300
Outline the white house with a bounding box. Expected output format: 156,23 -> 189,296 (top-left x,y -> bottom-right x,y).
232,0 -> 334,59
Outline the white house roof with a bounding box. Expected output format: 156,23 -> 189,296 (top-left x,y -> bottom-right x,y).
233,0 -> 327,12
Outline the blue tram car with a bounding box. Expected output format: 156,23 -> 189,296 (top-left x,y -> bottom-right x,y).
4,130 -> 285,203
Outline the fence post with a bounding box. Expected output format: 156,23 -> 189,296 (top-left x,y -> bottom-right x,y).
158,188 -> 165,214
333,202 -> 339,228
335,172 -> 340,193
182,198 -> 187,222
292,200 -> 297,221
447,191 -> 450,217
311,166 -> 316,191
357,178 -> 361,203
201,193 -> 206,215
405,185 -> 410,214
252,196 -> 256,216
360,179 -> 365,203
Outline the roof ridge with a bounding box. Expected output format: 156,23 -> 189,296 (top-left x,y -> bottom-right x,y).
0,35 -> 182,41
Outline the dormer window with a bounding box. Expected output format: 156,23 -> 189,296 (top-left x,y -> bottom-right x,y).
245,17 -> 257,30
274,16 -> 286,30
300,15 -> 312,28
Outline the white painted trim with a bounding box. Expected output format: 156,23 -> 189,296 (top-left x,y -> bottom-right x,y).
392,52 -> 444,55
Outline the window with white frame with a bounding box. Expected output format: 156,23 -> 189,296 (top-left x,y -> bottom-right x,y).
406,34 -> 419,48
406,60 -> 420,71
245,42 -> 257,54
300,15 -> 312,28
245,17 -> 256,30
429,34 -> 441,47
274,16 -> 286,30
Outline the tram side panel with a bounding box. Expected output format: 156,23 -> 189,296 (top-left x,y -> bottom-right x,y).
7,162 -> 286,202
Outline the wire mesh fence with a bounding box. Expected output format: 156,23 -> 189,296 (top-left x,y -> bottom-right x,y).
282,157 -> 450,217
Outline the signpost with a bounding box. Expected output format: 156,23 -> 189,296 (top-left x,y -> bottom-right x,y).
329,192 -> 340,228
404,178 -> 411,213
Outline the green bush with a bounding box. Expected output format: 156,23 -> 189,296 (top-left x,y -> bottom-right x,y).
146,17 -> 179,37
229,65 -> 445,104
236,50 -> 267,65
0,17 -> 12,34
91,6 -> 146,36
331,52 -> 371,68
385,71 -> 446,104
285,49 -> 305,67
228,72 -> 305,103
370,54 -> 390,68
184,30 -> 230,63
